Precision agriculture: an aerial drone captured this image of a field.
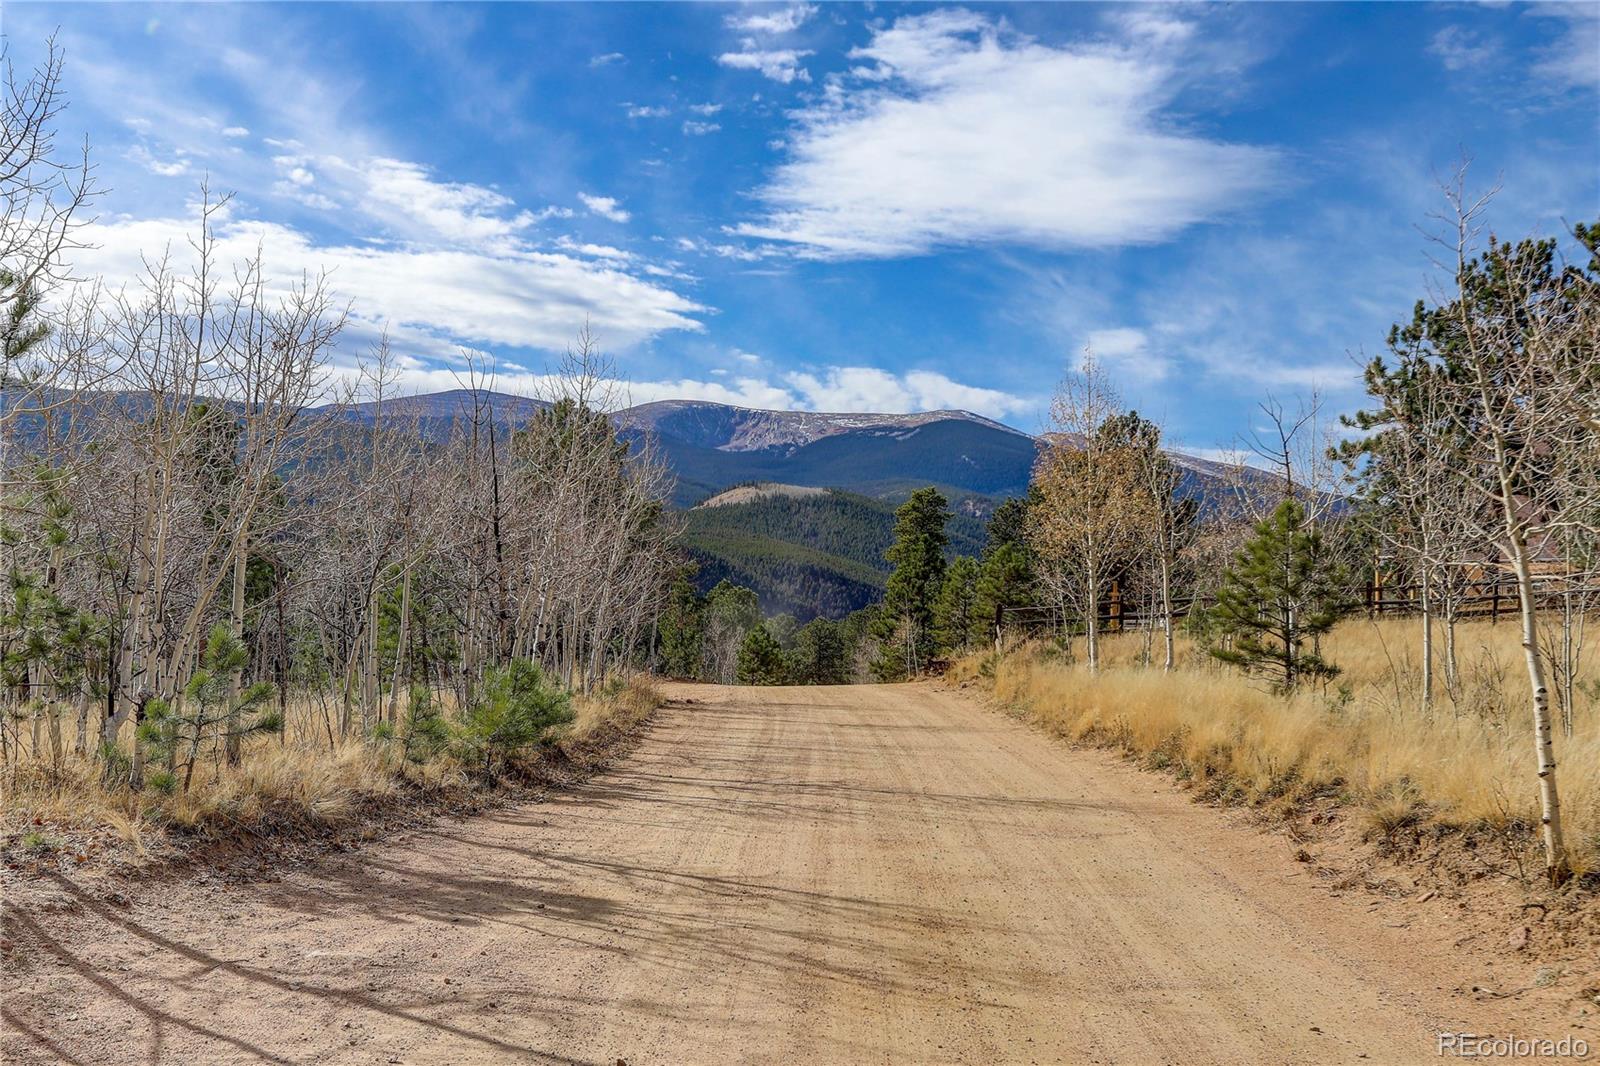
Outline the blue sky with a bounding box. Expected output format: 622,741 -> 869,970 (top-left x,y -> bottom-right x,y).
6,2 -> 1598,451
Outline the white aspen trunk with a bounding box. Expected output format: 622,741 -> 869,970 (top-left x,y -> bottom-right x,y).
363,583 -> 380,734
1507,535 -> 1567,882
1444,599 -> 1460,701
1084,555 -> 1099,674
1560,569 -> 1575,738
387,565 -> 413,725
1419,567 -> 1434,716
1159,551 -> 1175,673
224,528 -> 247,766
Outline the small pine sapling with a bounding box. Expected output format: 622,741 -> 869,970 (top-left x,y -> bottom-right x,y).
138,624 -> 280,791
456,660 -> 573,778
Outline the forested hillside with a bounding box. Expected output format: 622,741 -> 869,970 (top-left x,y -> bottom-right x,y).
682,487 -> 987,618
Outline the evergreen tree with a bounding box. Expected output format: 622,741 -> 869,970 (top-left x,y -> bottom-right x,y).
1209,498 -> 1347,691
765,612 -> 801,650
657,574 -> 706,679
0,267 -> 49,384
872,487 -> 950,680
932,556 -> 981,655
400,684 -> 451,765
703,579 -> 761,683
138,625 -> 280,792
789,617 -> 851,684
456,659 -> 573,778
984,494 -> 1035,558
736,624 -> 790,685
972,542 -> 1035,646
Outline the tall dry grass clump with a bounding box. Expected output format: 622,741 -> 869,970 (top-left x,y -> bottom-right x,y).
959,619 -> 1600,878
2,676 -> 661,863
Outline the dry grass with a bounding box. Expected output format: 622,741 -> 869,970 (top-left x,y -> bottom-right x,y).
1,675 -> 662,865
953,618 -> 1600,879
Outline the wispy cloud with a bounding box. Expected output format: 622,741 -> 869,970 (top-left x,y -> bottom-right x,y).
589,52 -> 625,68
1428,25 -> 1498,72
579,192 -> 631,223
1085,328 -> 1173,384
74,209 -> 705,355
725,3 -> 817,35
734,10 -> 1278,258
127,143 -> 190,177
717,46 -> 813,84
1531,4 -> 1599,91
682,120 -> 721,136
783,366 -> 1026,418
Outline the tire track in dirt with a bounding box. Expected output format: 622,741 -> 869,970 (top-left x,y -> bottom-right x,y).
2,683 -> 1580,1065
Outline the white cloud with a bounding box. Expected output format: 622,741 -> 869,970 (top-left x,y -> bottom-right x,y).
364,356 -> 1027,419
1428,26 -> 1498,72
1086,327 -> 1173,384
675,236 -> 766,261
1111,7 -> 1197,47
627,376 -> 800,410
726,3 -> 817,35
127,144 -> 190,177
682,120 -> 722,136
273,182 -> 338,211
71,210 -> 706,355
358,157 -> 537,243
783,366 -> 1026,418
261,154 -> 541,245
735,10 -> 1277,258
554,236 -> 633,261
717,47 -> 813,84
579,193 -> 631,223
1531,5 -> 1599,91
221,125 -> 250,138
688,102 -> 724,116
589,52 -> 625,67
625,104 -> 671,118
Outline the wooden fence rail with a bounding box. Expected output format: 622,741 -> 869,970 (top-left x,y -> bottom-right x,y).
998,576 -> 1600,636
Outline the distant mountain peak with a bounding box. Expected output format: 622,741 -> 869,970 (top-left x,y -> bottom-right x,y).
618,398 -> 1028,452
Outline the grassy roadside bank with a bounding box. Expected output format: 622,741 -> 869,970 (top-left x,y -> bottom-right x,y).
951,622 -> 1600,882
1,677 -> 663,877
949,624 -> 1600,1009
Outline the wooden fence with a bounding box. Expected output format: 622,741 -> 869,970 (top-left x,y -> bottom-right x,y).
998,573 -> 1600,636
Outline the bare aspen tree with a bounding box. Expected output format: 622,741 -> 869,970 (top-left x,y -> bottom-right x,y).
1357,177 -> 1600,883
1,37 -> 97,350
1029,351 -> 1151,673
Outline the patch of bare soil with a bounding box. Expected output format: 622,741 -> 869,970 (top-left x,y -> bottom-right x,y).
3,684 -> 1594,1064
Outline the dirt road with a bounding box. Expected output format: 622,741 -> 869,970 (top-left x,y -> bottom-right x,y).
1,684 -> 1574,1064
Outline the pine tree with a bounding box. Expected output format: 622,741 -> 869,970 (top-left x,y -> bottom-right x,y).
138,625 -> 280,792
790,617 -> 850,684
1209,498 -> 1347,691
736,624 -> 790,685
872,488 -> 950,680
456,659 -> 573,778
703,580 -> 761,684
932,556 -> 980,655
657,574 -> 706,679
973,542 -> 1035,647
